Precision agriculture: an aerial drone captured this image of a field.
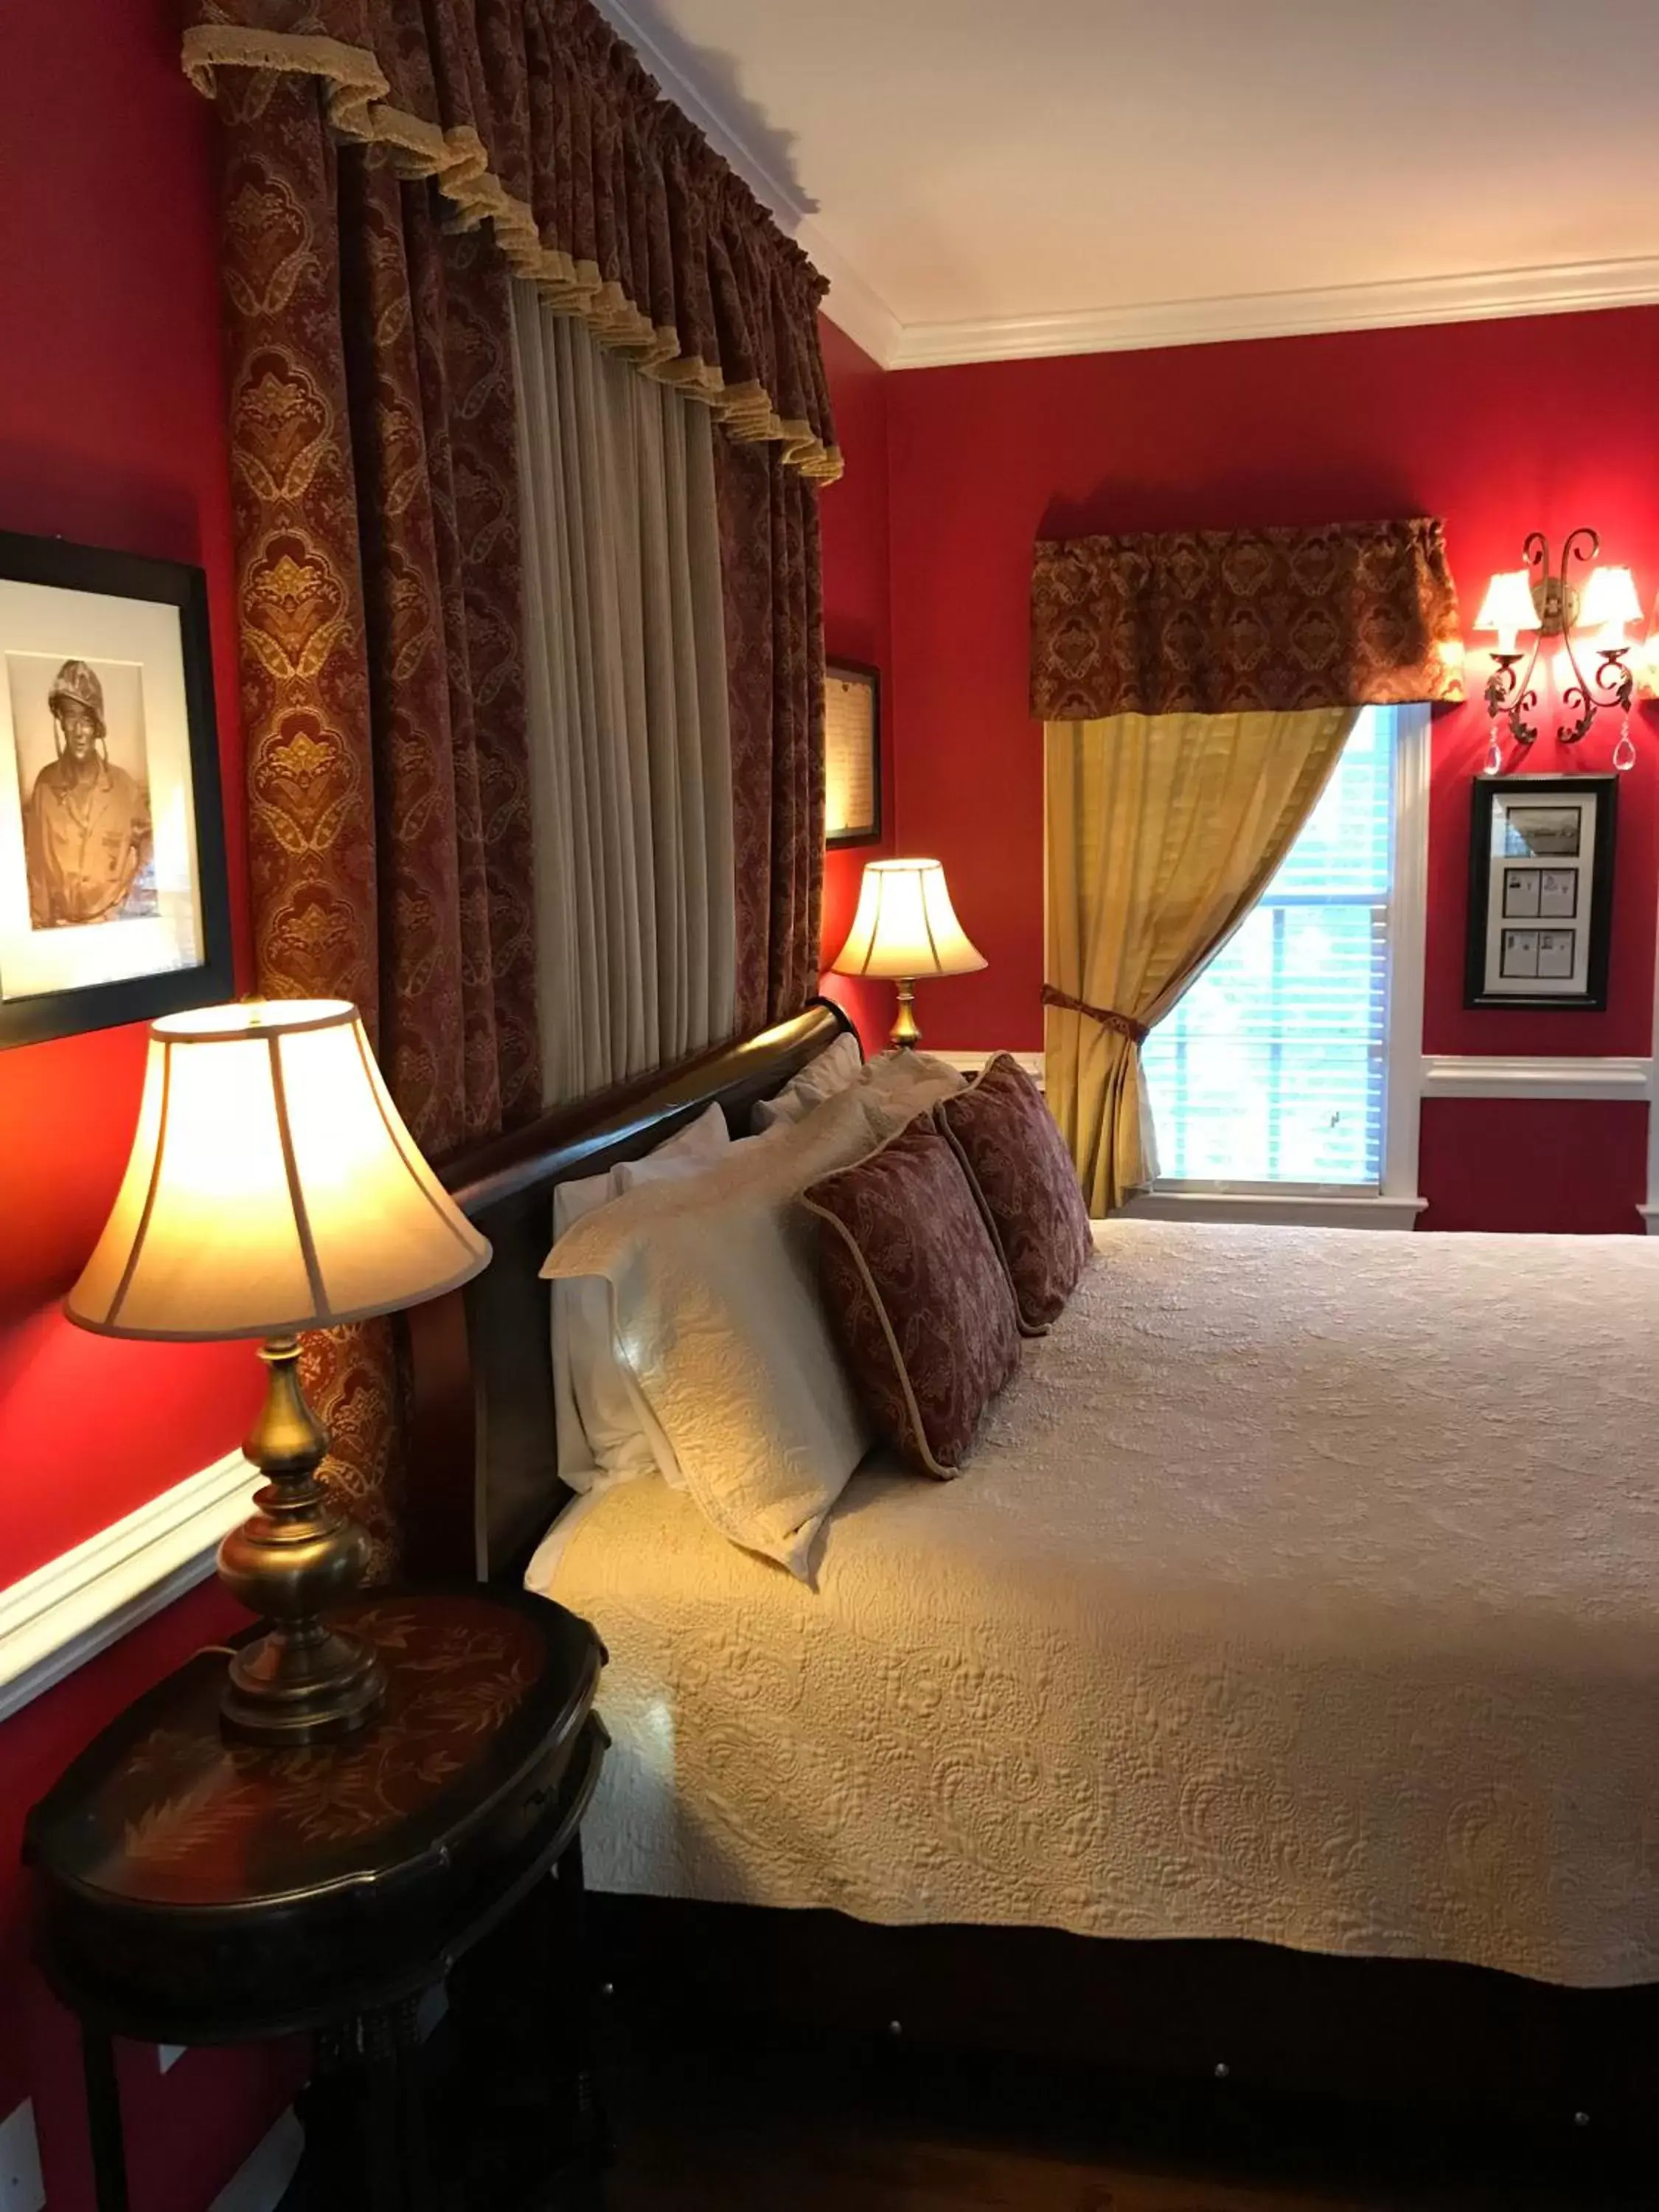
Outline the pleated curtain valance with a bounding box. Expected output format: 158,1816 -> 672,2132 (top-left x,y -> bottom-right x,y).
183,0 -> 841,482
1030,518 -> 1464,720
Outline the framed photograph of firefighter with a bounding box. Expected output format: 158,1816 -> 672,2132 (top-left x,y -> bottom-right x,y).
824,658 -> 882,848
1464,773 -> 1616,1011
0,531 -> 232,1047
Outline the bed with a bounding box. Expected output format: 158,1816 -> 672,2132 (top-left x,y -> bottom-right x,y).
405,1002 -> 1659,2143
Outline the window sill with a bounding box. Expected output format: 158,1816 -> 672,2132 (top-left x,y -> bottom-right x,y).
1117,1191 -> 1427,1231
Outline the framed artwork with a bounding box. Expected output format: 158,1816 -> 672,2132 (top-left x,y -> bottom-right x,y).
0,531 -> 232,1048
824,658 -> 882,848
1464,773 -> 1616,1011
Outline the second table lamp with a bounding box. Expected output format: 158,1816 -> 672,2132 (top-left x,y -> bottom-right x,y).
830,857 -> 987,1049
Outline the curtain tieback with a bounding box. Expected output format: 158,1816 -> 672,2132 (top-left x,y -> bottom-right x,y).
1040,985 -> 1149,1046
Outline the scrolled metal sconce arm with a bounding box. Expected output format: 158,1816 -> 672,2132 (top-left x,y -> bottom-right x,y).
1484,528 -> 1635,751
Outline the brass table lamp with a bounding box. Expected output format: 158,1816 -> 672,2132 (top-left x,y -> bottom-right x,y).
66,1000 -> 490,1746
830,857 -> 987,1048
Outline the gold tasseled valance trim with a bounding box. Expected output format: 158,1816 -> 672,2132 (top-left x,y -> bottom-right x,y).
183,15 -> 843,482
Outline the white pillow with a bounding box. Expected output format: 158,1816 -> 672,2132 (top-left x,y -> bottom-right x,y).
543,1087 -> 886,1577
751,1029 -> 863,1130
550,1101 -> 729,1493
614,1130 -> 761,1194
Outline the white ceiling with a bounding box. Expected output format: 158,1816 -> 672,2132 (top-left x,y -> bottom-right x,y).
596,0 -> 1659,366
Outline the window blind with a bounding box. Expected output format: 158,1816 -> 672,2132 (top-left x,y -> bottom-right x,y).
1141,710 -> 1394,1189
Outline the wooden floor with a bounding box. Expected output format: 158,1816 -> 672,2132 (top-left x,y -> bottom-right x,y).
603,2036 -> 1648,2212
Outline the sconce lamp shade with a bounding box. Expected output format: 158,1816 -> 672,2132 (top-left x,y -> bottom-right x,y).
832,859 -> 987,981
1475,569 -> 1539,650
67,1000 -> 490,1342
1579,565 -> 1644,638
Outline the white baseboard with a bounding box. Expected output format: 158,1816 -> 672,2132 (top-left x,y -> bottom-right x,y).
0,2099 -> 45,2212
209,2107 -> 303,2212
0,1448 -> 258,1722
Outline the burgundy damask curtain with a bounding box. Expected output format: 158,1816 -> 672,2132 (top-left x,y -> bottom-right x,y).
716,438 -> 827,1029
197,5 -> 843,1550
190,0 -> 841,1056
220,72 -> 540,1563
1031,518 -> 1465,720
184,0 -> 841,481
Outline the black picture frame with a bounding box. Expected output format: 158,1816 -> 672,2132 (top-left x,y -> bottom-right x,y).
824,658 -> 883,849
1464,773 -> 1616,1012
0,529 -> 233,1049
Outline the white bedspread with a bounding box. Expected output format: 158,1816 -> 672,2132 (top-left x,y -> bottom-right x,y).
530,1221 -> 1659,1987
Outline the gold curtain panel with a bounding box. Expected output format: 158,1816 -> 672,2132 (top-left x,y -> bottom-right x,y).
1045,707 -> 1357,1214
1031,518 -> 1464,720
183,0 -> 842,483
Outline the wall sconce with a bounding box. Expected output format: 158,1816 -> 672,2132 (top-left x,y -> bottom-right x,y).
1475,530 -> 1642,774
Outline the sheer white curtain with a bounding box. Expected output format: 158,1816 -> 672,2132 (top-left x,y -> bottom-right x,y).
512,285 -> 737,1103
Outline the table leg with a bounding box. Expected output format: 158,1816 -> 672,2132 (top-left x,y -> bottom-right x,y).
294,2020 -> 377,2209
80,2028 -> 128,2212
366,1998 -> 431,2212
444,1840 -> 607,2204
293,2007 -> 431,2212
548,1836 -> 608,2172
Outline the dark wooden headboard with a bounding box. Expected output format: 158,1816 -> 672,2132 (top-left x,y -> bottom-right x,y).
403,998 -> 857,1585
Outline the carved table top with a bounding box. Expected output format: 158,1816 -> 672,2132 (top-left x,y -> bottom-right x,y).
27,1587 -> 603,1914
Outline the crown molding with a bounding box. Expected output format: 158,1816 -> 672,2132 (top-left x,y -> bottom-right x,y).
0,1447 -> 257,1721
588,0 -> 902,369
589,0 -> 811,223
886,255 -> 1659,369
798,221 -> 905,372
582,9 -> 1659,373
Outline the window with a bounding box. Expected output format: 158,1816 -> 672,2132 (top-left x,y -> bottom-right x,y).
1140,706 -> 1422,1197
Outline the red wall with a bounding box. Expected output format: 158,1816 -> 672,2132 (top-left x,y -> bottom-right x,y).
4,19 -> 1655,2193
817,315 -> 897,1050
0,94 -> 897,2212
0,0 -> 265,1586
0,0 -> 282,2199
883,309 -> 1659,1228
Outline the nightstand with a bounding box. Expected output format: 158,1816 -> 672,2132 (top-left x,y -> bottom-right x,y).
23,1585 -> 607,2211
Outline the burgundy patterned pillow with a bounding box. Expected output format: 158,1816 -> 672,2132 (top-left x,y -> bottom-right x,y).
936,1055 -> 1092,1334
803,1117 -> 1020,1477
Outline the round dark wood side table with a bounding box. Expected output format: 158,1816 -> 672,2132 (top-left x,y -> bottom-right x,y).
23,1585 -> 608,2212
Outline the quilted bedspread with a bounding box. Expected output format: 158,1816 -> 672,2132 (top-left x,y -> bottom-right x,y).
530,1221 -> 1659,1986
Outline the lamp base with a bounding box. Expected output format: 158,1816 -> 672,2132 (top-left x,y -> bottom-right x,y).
222,1622 -> 387,1745
216,1335 -> 387,1747
889,978 -> 921,1051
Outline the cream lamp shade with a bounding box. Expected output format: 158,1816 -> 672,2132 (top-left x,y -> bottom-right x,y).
831,858 -> 987,982
830,858 -> 986,1050
66,998 -> 489,1746
68,999 -> 490,1340
1579,564 -> 1644,640
1474,568 -> 1539,653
